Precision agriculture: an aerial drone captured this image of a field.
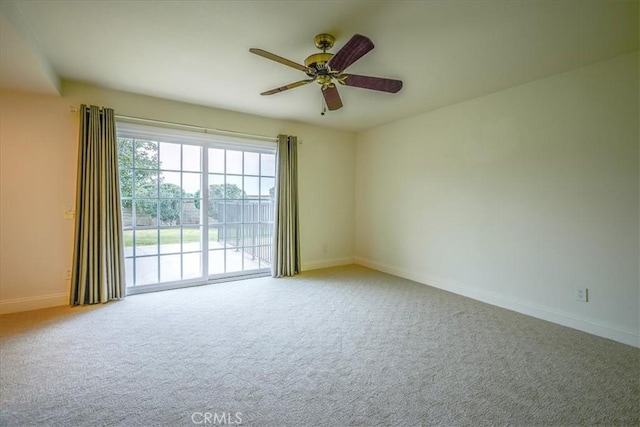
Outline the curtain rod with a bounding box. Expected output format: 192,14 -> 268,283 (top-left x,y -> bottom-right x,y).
70,106 -> 301,143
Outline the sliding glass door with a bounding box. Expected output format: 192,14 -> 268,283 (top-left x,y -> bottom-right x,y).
206,148 -> 276,275
117,123 -> 275,292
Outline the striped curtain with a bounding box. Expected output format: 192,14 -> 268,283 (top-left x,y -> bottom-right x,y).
272,134 -> 300,277
70,105 -> 126,305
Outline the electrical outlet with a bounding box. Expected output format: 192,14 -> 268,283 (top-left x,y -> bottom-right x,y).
65,270 -> 72,280
322,243 -> 328,255
576,287 -> 589,302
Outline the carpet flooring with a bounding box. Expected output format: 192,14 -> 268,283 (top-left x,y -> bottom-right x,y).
1,265 -> 638,426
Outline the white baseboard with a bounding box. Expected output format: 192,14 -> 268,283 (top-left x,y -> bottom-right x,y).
0,293 -> 68,315
302,257 -> 355,272
355,257 -> 639,348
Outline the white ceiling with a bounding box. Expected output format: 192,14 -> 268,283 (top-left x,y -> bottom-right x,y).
1,0 -> 638,132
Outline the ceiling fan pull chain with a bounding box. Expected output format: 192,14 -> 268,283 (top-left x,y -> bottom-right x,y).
321,91 -> 327,116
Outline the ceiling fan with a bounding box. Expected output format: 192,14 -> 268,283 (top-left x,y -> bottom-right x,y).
250,33 -> 403,113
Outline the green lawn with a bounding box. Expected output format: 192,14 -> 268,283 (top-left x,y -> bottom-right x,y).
123,226 -> 271,247
124,228 -> 216,247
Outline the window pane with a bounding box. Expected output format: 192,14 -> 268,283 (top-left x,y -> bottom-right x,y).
123,229 -> 134,256
208,225 -> 222,249
182,172 -> 201,196
159,171 -> 181,192
119,169 -> 134,199
125,258 -> 134,287
183,253 -> 201,279
243,246 -> 261,270
117,138 -> 133,165
244,176 -> 259,198
135,170 -> 158,198
226,150 -> 243,175
135,256 -> 158,285
193,197 -> 205,221
209,250 -> 225,275
259,200 -> 274,223
208,199 -> 223,223
226,249 -> 243,273
160,254 -> 181,283
223,201 -> 242,224
122,201 -> 133,227
244,152 -> 259,175
182,145 -> 201,172
158,199 -> 181,226
260,177 -> 275,197
258,246 -> 272,268
182,200 -> 201,225
159,227 -> 181,254
159,142 -> 180,170
259,224 -> 273,245
182,226 -> 202,252
261,153 -> 275,176
242,245 -> 267,269
226,176 -> 243,199
135,200 -> 157,226
223,224 -> 242,248
243,224 -> 257,245
243,201 -> 259,223
135,140 -> 159,169
208,148 -> 224,173
134,229 -> 158,255
209,175 -> 225,197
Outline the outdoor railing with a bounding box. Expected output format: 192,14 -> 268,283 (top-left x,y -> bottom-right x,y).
215,199 -> 274,266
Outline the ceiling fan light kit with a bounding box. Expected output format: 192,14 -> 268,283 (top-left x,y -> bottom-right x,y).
250,33 -> 403,113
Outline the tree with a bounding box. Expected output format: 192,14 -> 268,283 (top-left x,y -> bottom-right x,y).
158,183 -> 185,225
194,184 -> 246,220
118,138 -> 159,209
136,183 -> 185,225
118,138 -> 187,225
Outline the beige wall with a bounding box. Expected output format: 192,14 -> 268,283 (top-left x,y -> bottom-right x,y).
0,83 -> 356,312
356,52 -> 639,346
0,90 -> 77,310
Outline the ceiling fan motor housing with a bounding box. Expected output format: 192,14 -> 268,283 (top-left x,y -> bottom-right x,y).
304,52 -> 334,77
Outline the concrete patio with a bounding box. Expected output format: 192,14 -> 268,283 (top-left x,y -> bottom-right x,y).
124,242 -> 269,286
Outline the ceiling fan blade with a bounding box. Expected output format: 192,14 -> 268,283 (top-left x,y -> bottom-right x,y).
322,85 -> 343,111
327,34 -> 374,72
250,48 -> 311,73
261,79 -> 315,96
340,74 -> 403,93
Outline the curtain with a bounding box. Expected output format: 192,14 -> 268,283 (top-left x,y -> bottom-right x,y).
70,105 -> 126,305
272,134 -> 301,277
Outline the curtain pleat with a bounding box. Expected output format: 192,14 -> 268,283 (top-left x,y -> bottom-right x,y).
272,134 -> 300,277
70,105 -> 126,305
